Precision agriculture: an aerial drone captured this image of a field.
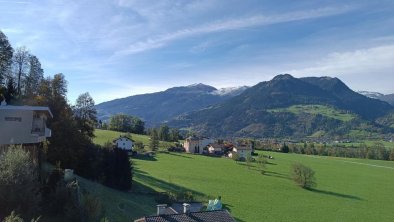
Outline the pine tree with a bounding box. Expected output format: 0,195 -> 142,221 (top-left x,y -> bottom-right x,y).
150,128 -> 159,152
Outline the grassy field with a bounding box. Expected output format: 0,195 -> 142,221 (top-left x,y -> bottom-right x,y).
90,130 -> 394,221
133,151 -> 394,222
268,104 -> 356,122
77,175 -> 157,221
94,129 -> 175,149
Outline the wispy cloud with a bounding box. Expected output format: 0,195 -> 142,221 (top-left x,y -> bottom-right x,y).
114,6 -> 356,57
287,44 -> 394,77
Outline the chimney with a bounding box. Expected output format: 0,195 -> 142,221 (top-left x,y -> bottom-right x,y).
157,204 -> 167,215
183,203 -> 191,214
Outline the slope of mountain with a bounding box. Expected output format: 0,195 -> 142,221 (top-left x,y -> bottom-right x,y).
358,91 -> 394,106
380,94 -> 394,106
95,83 -> 248,125
358,91 -> 384,99
169,74 -> 393,138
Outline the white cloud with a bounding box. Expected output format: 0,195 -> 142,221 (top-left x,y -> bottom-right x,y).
114,6 -> 356,57
287,44 -> 394,77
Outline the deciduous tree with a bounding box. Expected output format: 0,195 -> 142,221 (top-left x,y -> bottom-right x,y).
73,92 -> 98,138
291,163 -> 316,189
0,31 -> 13,86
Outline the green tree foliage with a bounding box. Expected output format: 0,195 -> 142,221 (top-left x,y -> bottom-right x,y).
73,92 -> 98,138
169,128 -> 180,142
291,163 -> 316,189
101,149 -> 132,190
0,146 -> 39,217
256,154 -> 267,174
281,143 -> 289,153
390,149 -> 394,161
149,128 -> 159,152
2,211 -> 23,222
0,30 -> 13,86
4,77 -> 16,104
24,55 -> 43,99
109,114 -> 144,134
246,154 -> 253,169
159,124 -> 170,141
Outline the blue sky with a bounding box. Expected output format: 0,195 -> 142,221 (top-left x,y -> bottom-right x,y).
1,0 -> 394,104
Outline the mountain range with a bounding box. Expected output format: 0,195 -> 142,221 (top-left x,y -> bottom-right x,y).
96,74 -> 394,138
96,84 -> 248,125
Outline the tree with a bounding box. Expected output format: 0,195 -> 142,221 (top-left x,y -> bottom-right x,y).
149,128 -> 159,152
12,46 -> 30,95
102,148 -> 132,190
389,149 -> 394,161
256,154 -> 267,174
159,124 -> 170,141
281,143 -> 289,153
73,92 -> 98,138
109,114 -> 144,134
246,154 -> 253,169
4,77 -> 16,104
0,146 -> 40,216
291,163 -> 316,189
24,55 -> 43,98
169,128 -> 180,142
0,31 -> 13,86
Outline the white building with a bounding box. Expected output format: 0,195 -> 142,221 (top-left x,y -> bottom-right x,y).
207,144 -> 225,154
113,136 -> 134,153
0,102 -> 52,145
228,145 -> 253,159
183,136 -> 214,154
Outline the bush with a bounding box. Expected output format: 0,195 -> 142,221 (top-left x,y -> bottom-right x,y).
0,146 -> 40,217
291,163 -> 316,189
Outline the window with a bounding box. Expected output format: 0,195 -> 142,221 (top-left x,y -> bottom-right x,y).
5,117 -> 22,122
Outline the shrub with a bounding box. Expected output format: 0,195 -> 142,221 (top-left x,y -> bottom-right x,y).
0,146 -> 40,216
291,163 -> 316,189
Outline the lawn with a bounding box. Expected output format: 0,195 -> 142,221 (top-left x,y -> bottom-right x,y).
77,175 -> 157,221
92,129 -> 394,221
133,151 -> 394,222
94,129 -> 175,149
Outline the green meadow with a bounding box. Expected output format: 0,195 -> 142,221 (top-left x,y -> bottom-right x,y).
268,104 -> 356,122
92,130 -> 394,221
93,129 -> 175,149
133,152 -> 394,222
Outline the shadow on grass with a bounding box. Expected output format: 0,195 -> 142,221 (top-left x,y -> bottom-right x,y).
307,188 -> 363,201
133,168 -> 207,200
134,154 -> 157,161
264,170 -> 290,180
164,152 -> 193,159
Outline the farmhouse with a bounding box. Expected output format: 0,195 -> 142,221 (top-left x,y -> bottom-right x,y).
0,101 -> 52,145
113,136 -> 134,153
228,144 -> 253,159
207,143 -> 225,155
183,136 -> 214,154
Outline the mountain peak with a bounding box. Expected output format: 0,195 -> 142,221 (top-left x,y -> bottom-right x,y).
272,74 -> 295,81
165,83 -> 217,94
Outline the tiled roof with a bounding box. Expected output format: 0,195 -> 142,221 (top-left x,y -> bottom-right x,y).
140,210 -> 236,222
